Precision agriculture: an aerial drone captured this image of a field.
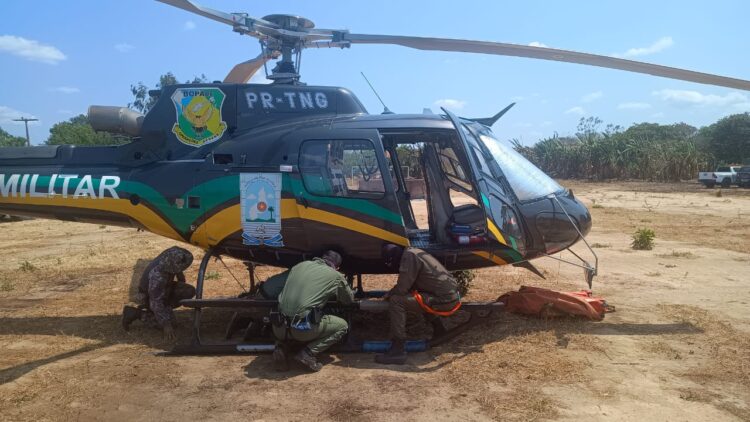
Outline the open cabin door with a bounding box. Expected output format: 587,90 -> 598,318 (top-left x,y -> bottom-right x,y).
442,109 -> 524,253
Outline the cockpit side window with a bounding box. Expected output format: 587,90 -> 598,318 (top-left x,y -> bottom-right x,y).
300,139 -> 385,199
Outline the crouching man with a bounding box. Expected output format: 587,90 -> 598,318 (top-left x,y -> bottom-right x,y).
376,244 -> 461,365
122,246 -> 195,340
272,251 -> 354,372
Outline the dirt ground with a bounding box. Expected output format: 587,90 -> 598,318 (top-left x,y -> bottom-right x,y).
1,181 -> 749,421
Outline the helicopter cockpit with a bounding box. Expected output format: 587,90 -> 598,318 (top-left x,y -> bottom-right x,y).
373,113 -> 588,262
380,130 -> 481,247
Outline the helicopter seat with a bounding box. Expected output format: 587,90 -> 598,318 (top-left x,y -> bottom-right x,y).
451,204 -> 484,225
449,204 -> 485,234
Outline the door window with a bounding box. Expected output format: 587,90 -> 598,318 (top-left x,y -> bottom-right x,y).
300,140 -> 385,198
436,145 -> 473,192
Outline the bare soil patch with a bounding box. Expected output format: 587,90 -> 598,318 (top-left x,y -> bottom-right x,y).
1,180 -> 749,421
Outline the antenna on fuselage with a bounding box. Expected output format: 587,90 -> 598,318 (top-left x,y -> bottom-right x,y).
360,72 -> 393,114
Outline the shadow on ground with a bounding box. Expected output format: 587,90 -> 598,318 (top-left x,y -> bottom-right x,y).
0,309 -> 703,383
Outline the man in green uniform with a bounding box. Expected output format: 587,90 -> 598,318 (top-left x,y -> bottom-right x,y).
257,269 -> 289,300
272,251 -> 354,372
375,244 -> 460,365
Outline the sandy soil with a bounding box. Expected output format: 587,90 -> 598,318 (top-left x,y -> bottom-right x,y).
0,181 -> 748,421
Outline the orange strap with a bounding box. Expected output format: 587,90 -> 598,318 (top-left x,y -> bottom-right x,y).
412,291 -> 462,316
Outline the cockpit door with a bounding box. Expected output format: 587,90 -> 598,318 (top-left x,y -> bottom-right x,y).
442,108 -> 525,253
293,128 -> 408,268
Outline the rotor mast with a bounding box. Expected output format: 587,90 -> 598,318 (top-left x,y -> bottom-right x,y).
259,14 -> 314,84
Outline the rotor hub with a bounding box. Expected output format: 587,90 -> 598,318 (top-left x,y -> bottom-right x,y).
262,14 -> 315,31
257,15 -> 316,84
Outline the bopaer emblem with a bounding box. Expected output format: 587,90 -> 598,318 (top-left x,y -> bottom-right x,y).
171,88 -> 228,147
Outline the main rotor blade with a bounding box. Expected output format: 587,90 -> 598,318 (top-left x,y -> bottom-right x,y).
156,0 -> 240,26
224,53 -> 276,84
344,34 -> 750,91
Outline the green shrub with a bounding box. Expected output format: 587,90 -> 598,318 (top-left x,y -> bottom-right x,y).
631,228 -> 656,250
452,270 -> 475,297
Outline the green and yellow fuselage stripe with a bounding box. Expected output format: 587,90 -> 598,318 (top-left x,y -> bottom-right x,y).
189,199 -> 409,248
0,195 -> 182,241
472,250 -> 508,265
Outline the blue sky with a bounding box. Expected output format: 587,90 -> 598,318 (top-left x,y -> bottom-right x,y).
1,0 -> 749,145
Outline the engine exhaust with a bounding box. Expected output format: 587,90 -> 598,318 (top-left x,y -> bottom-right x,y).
88,106 -> 144,137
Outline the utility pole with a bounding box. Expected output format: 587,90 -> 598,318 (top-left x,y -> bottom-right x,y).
12,117 -> 39,146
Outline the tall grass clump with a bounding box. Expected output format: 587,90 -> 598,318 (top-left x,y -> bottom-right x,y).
631,228 -> 656,250
513,118 -> 715,182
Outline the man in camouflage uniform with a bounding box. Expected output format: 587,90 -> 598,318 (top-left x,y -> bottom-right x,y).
272,251 -> 354,372
122,246 -> 195,340
375,244 -> 460,365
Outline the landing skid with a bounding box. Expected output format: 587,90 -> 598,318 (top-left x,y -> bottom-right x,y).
165,249 -> 505,356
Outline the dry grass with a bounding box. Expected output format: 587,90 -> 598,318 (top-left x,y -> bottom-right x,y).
656,250 -> 697,259
658,305 -> 750,387
655,305 -> 750,420
436,316 -> 601,421
325,398 -> 375,422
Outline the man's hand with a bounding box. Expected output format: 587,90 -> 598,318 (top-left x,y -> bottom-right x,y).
163,324 -> 177,341
382,291 -> 391,301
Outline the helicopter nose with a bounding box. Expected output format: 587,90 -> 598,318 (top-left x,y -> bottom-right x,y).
519,190 -> 592,256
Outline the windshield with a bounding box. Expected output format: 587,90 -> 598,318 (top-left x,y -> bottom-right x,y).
469,124 -> 564,201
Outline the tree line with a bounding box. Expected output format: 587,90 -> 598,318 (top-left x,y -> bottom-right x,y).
512,114 -> 750,182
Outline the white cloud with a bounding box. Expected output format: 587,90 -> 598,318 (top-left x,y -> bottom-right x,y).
528,41 -> 548,48
581,91 -> 603,103
652,89 -> 750,109
0,105 -> 39,124
565,106 -> 586,115
115,43 -> 135,53
0,35 -> 66,64
434,99 -> 467,110
617,102 -> 652,110
57,109 -> 74,115
613,36 -> 673,58
51,86 -> 80,94
515,122 -> 533,128
511,95 -> 525,101
541,121 -> 553,127
651,112 -> 665,118
184,20 -> 196,31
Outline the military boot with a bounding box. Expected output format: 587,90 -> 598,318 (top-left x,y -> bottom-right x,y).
273,343 -> 289,372
374,339 -> 407,365
293,348 -> 323,372
121,305 -> 142,331
428,316 -> 449,338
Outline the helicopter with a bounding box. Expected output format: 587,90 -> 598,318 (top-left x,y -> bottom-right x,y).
1,0 -> 749,353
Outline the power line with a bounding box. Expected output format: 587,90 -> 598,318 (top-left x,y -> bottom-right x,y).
12,117 -> 39,146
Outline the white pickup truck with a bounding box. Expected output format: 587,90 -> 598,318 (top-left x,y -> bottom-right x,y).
698,166 -> 741,188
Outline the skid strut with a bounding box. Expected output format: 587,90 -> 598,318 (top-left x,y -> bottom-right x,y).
169,295 -> 504,355
168,252 -> 504,355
